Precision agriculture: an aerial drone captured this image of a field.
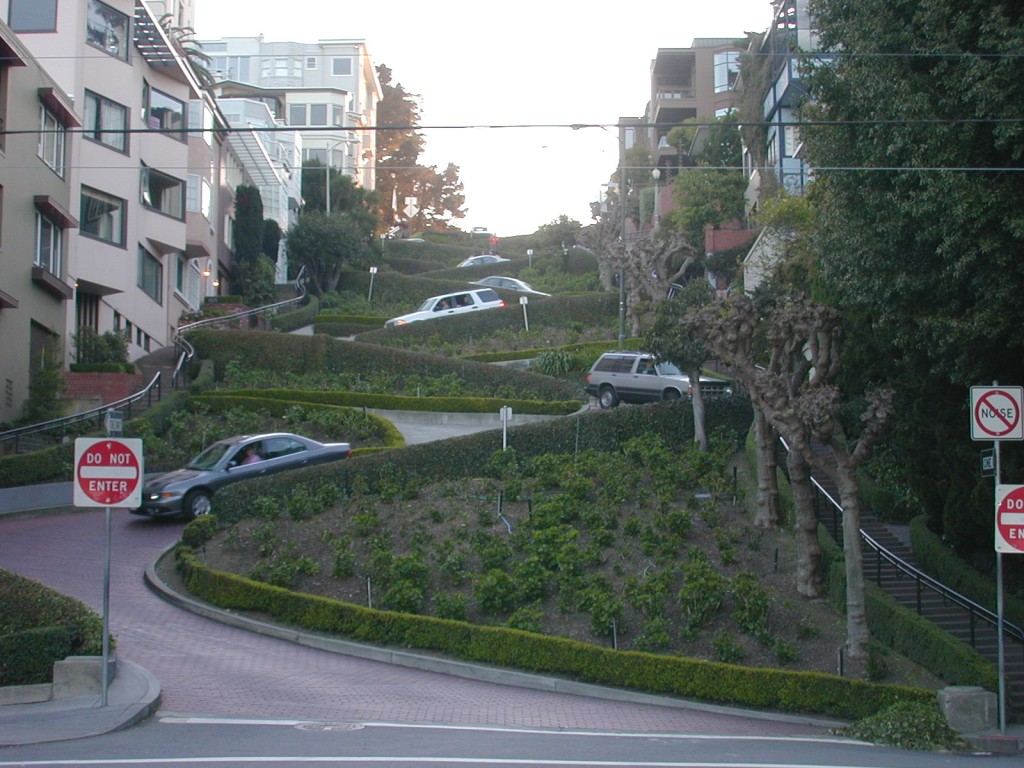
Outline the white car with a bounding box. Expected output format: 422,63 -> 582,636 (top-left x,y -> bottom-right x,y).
385,288 -> 506,327
456,254 -> 509,268
472,276 -> 549,297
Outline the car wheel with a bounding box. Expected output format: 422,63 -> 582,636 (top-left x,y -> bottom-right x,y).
183,489 -> 212,520
663,388 -> 682,403
598,385 -> 619,409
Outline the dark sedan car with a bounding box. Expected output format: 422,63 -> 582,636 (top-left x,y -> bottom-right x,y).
131,432 -> 351,520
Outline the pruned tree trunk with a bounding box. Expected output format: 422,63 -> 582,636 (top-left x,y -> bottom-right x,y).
830,440 -> 870,667
687,369 -> 708,451
787,447 -> 825,598
752,407 -> 780,528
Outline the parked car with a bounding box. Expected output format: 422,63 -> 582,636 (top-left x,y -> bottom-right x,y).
456,254 -> 509,268
584,351 -> 733,409
131,433 -> 351,520
385,288 -> 505,327
472,276 -> 550,297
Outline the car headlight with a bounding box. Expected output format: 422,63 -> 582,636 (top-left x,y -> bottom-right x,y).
146,491 -> 179,502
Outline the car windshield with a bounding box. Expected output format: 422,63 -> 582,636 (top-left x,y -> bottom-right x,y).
416,298 -> 439,311
656,361 -> 684,376
186,442 -> 234,470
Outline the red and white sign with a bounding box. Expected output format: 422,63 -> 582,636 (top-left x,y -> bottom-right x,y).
73,438 -> 143,508
971,386 -> 1024,441
996,485 -> 1024,554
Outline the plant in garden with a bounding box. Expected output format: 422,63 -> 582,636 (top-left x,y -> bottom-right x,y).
474,568 -> 518,615
712,630 -> 745,664
730,571 -> 770,637
677,555 -> 728,631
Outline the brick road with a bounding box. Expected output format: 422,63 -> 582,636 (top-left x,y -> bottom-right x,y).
0,509 -> 834,736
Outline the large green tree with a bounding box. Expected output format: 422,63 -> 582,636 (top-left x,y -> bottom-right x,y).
286,211 -> 374,296
802,0 -> 1024,563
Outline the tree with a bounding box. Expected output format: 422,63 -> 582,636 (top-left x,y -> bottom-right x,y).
686,293 -> 895,669
375,65 -> 466,232
231,185 -> 275,305
801,0 -> 1024,564
286,211 -> 373,296
157,15 -> 215,89
643,280 -> 715,450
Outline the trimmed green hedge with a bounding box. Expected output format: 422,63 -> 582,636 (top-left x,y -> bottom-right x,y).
174,543 -> 933,720
197,389 -> 583,416
188,330 -> 584,403
0,569 -> 103,685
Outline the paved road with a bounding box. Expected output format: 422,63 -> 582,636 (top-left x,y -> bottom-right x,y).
0,508 -> 838,736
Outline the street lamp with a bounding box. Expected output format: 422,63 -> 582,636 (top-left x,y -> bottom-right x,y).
527,248 -> 533,268
652,168 -> 661,229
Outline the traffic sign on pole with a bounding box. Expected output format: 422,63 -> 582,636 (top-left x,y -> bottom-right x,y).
73,437 -> 144,508
996,485 -> 1024,553
971,386 -> 1024,441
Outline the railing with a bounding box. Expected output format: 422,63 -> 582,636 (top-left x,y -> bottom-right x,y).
1,267 -> 309,450
0,372 -> 161,451
172,265 -> 309,386
785,438 -> 1024,662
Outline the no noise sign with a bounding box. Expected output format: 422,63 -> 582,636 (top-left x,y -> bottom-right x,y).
971,386 -> 1024,441
74,437 -> 144,508
996,485 -> 1024,554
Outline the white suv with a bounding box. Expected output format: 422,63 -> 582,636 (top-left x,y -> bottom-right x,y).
385,288 -> 505,327
585,351 -> 732,409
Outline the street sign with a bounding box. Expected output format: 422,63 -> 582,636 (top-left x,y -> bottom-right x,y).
403,196 -> 418,218
73,437 -> 143,508
971,386 -> 1024,441
981,449 -> 995,477
996,484 -> 1024,553
104,409 -> 123,437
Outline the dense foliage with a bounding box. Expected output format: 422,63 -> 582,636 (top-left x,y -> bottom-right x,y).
802,0 -> 1024,571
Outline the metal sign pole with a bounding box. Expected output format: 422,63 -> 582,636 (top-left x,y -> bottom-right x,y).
995,437 -> 1006,733
102,505 -> 111,707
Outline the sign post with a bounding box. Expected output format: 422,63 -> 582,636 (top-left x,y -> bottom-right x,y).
969,384 -> 1024,733
74,437 -> 143,706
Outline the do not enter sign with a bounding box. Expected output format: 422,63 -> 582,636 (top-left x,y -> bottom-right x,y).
996,485 -> 1024,554
74,438 -> 144,508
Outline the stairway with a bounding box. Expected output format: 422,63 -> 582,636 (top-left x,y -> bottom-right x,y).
784,442 -> 1024,720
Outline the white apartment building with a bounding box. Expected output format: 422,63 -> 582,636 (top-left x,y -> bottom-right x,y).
197,35 -> 381,192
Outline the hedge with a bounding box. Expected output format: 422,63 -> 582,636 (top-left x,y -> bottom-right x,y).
0,569 -> 104,685
197,389 -> 583,416
174,543 -> 934,721
188,330 -> 584,403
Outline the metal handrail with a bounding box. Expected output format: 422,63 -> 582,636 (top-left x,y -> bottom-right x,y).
781,437 -> 1024,656
1,267 -> 309,450
0,372 -> 161,451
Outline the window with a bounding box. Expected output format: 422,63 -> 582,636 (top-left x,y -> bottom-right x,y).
84,90 -> 128,152
331,57 -> 352,76
784,124 -> 802,158
9,0 -> 57,32
34,213 -> 63,277
143,83 -> 186,140
186,175 -> 213,219
309,104 -> 327,125
80,187 -> 126,245
209,55 -> 250,81
138,247 -> 163,304
332,105 -> 344,127
188,101 -> 214,146
37,106 -> 66,176
86,0 -> 129,62
288,103 -> 306,126
175,255 -> 201,308
261,57 -> 301,78
714,51 -> 741,93
140,165 -> 185,219
305,56 -> 317,70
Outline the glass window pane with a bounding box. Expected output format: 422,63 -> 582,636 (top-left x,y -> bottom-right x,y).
86,0 -> 129,61
9,0 -> 57,32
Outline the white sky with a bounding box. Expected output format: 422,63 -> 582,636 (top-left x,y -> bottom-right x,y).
193,0 -> 775,237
